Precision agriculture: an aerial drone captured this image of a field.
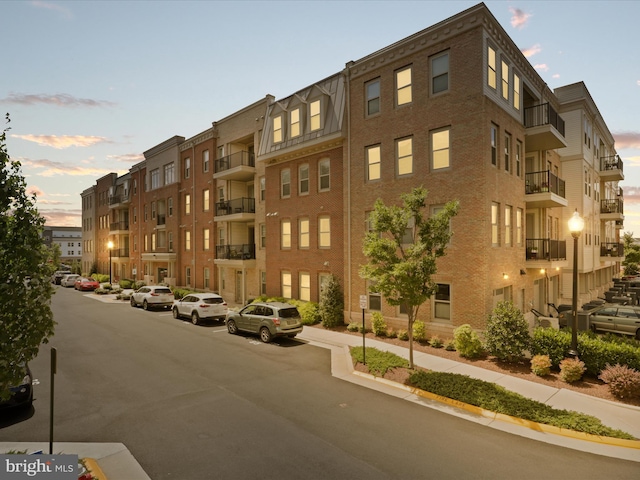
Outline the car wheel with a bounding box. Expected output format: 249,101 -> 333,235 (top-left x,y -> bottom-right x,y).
590,323 -> 597,333
130,297 -> 137,307
191,311 -> 200,325
143,300 -> 149,311
636,328 -> 640,341
259,327 -> 273,343
172,307 -> 180,319
287,334 -> 297,339
227,319 -> 238,334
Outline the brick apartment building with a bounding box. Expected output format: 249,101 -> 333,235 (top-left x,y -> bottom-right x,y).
80,3 -> 624,336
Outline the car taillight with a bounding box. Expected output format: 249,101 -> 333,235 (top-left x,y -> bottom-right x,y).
271,318 -> 280,326
199,304 -> 209,308
151,293 -> 159,296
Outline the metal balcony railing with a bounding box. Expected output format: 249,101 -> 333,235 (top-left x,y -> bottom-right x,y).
109,194 -> 130,205
600,154 -> 623,173
216,244 -> 256,260
525,170 -> 566,197
111,248 -> 130,257
601,243 -> 623,257
109,221 -> 129,231
524,103 -> 565,136
601,199 -> 624,214
215,197 -> 256,216
215,151 -> 255,173
525,238 -> 567,261
157,214 -> 166,226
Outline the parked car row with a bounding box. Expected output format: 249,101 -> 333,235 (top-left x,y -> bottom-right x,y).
559,304 -> 640,340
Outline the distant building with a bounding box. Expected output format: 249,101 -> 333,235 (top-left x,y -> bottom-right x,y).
42,226 -> 82,265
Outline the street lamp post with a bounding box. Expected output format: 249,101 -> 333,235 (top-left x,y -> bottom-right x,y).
107,240 -> 114,286
568,209 -> 584,357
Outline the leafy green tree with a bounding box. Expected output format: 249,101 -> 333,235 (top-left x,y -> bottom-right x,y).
319,275 -> 344,328
0,115 -> 55,400
360,187 -> 459,368
622,232 -> 640,276
484,301 -> 530,362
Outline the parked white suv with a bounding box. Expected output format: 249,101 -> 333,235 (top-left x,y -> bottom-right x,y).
130,286 -> 174,310
172,293 -> 228,325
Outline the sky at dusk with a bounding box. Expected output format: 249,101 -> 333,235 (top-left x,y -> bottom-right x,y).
2,1 -> 639,232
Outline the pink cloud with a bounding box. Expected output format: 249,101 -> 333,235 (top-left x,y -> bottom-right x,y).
521,44 -> 541,58
509,7 -> 532,29
0,93 -> 115,108
11,134 -> 111,149
613,132 -> 640,150
39,209 -> 82,227
107,153 -> 145,163
534,64 -> 549,72
622,187 -> 640,204
21,157 -> 125,177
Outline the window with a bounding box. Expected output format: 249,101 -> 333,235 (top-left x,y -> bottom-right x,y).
299,164 -> 309,195
151,233 -> 156,251
318,159 -> 330,191
299,218 -> 309,248
185,230 -> 191,251
260,224 -> 266,248
491,203 -> 499,246
366,79 -> 380,115
505,206 -> 512,246
260,177 -> 266,201
150,168 -> 160,189
260,271 -> 267,296
397,137 -> 413,176
309,100 -> 321,131
203,150 -> 210,173
168,232 -> 173,251
318,215 -> 330,248
273,115 -> 283,143
218,227 -> 225,246
184,158 -> 190,179
204,268 -> 210,289
185,194 -> 191,215
164,163 -> 175,185
504,133 -> 511,172
151,201 -> 156,219
133,207 -> 137,223
431,128 -> 450,170
300,272 -> 310,302
281,169 -> 291,198
144,205 -> 148,222
281,220 -> 291,249
491,124 -> 498,166
367,145 -> 381,181
367,280 -> 381,311
434,284 -> 451,321
144,234 -> 148,251
431,205 -> 452,244
396,66 -> 412,106
203,228 -> 210,250
281,271 -> 292,298
488,46 -> 497,89
167,197 -> 173,216
401,218 -> 414,245
290,108 -> 300,138
516,141 -> 522,177
186,267 -> 191,286
203,189 -> 210,212
516,208 -> 523,245
501,60 -> 509,100
431,51 -> 449,94
513,73 -> 520,110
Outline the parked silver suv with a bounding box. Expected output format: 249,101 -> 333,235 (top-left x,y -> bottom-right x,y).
225,302 -> 303,343
586,304 -> 640,339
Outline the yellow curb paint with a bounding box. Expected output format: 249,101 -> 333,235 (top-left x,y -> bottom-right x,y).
352,370 -> 640,450
83,458 -> 107,480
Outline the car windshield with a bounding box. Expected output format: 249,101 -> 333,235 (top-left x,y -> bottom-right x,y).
155,288 -> 172,294
279,307 -> 300,318
203,298 -> 223,304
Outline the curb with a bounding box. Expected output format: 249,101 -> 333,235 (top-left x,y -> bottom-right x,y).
83,458 -> 107,479
352,370 -> 640,450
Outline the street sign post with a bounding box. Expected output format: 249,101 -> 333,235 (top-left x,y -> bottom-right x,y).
359,295 -> 367,364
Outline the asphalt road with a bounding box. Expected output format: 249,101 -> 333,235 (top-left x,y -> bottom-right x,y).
1,287 -> 639,479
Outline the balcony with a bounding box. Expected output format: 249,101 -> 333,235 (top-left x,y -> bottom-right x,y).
600,242 -> 624,261
214,151 -> 255,181
215,244 -> 256,266
214,197 -> 255,221
109,221 -> 129,233
524,103 -> 567,152
525,170 -> 568,208
600,155 -> 624,181
525,238 -> 568,270
156,214 -> 166,228
109,194 -> 130,208
110,247 -> 130,259
600,198 -> 624,222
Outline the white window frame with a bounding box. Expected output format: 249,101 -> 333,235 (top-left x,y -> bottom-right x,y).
366,79 -> 380,116
273,115 -> 283,143
281,169 -> 291,198
397,137 -> 413,176
309,100 -> 321,131
396,66 -> 412,106
299,164 -> 309,195
431,51 -> 449,94
300,272 -> 311,302
299,218 -> 309,249
367,145 -> 381,181
281,220 -> 291,249
290,108 -> 301,138
431,128 -> 450,170
318,159 -> 330,192
281,271 -> 292,298
318,215 -> 330,248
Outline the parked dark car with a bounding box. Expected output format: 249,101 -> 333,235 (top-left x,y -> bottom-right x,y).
0,364 -> 33,410
225,302 -> 303,343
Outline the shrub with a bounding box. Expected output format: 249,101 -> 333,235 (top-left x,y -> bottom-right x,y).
429,335 -> 444,348
91,273 -> 110,283
118,279 -> 133,289
559,358 -> 586,383
386,329 -> 398,339
453,324 -> 484,359
296,301 -> 321,325
578,334 -> 640,376
350,346 -> 409,376
172,288 -> 195,300
346,322 -> 360,332
397,329 -> 409,341
94,288 -> 109,295
102,283 -> 112,291
530,327 -> 571,367
412,320 -> 427,342
132,281 -> 146,290
599,364 -> 640,399
444,340 -> 456,351
484,301 -> 530,362
530,355 -> 552,376
319,275 -> 344,328
371,312 -> 387,337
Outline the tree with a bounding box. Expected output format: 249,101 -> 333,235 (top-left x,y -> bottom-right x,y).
360,187 -> 459,368
0,115 -> 55,400
622,232 -> 640,276
319,275 -> 344,328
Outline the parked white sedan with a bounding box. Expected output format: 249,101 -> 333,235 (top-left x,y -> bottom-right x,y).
60,274 -> 80,287
172,293 -> 228,325
130,286 -> 174,310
